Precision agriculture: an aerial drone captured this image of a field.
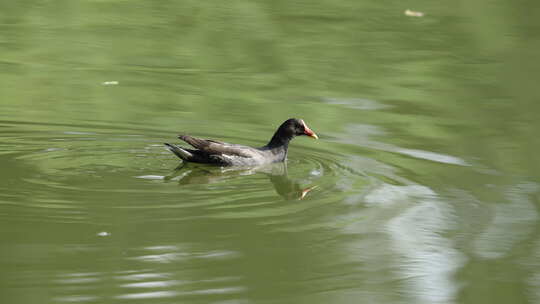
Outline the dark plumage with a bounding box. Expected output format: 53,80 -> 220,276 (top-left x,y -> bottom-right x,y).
164,118 -> 318,166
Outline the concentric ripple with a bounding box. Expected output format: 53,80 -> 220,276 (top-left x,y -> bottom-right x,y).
0,119 -> 381,227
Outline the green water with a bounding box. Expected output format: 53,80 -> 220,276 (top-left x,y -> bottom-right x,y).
2,1 -> 540,303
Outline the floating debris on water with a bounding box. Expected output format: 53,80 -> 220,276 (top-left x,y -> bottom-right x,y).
102,81 -> 119,85
405,9 -> 424,17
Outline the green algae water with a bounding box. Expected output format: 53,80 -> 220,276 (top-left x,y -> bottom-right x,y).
1,1 -> 540,303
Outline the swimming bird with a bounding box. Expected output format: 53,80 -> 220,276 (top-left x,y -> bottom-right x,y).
164,118 -> 318,166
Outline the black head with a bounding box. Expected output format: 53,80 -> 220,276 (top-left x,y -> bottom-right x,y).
266,118 -> 318,148
280,118 -> 318,139
276,118 -> 318,139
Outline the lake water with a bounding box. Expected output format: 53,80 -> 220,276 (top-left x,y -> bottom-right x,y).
1,1 -> 540,303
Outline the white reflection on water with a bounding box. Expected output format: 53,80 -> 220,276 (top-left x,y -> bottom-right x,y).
54,273 -> 102,302
473,183 -> 538,259
364,184 -> 432,207
322,97 -> 391,110
120,280 -> 181,288
115,245 -> 246,301
55,272 -> 100,284
55,295 -> 99,303
373,184 -> 465,304
135,175 -> 165,180
116,285 -> 245,300
181,286 -> 247,295
116,272 -> 171,281
115,291 -> 179,299
115,287 -> 246,299
130,252 -> 185,263
331,124 -> 469,166
530,240 -> 540,304
395,148 -> 469,166
130,246 -> 241,264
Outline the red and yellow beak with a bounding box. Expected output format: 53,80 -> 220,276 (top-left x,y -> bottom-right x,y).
301,120 -> 319,139
299,185 -> 318,200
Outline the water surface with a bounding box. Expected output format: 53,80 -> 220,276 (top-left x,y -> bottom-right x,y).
1,1 -> 540,303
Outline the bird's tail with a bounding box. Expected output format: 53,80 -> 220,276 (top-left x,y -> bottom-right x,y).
164,143 -> 193,161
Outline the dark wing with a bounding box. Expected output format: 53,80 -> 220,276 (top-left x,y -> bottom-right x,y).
178,135 -> 256,158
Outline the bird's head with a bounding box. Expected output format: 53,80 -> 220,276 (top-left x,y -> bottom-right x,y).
282,118 -> 318,139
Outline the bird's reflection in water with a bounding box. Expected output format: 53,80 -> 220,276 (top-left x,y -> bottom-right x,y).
164,162 -> 316,200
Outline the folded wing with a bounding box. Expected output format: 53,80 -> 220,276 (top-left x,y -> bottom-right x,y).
179,135 -> 256,158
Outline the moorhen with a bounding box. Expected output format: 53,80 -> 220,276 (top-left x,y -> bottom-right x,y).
164,118 -> 318,166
